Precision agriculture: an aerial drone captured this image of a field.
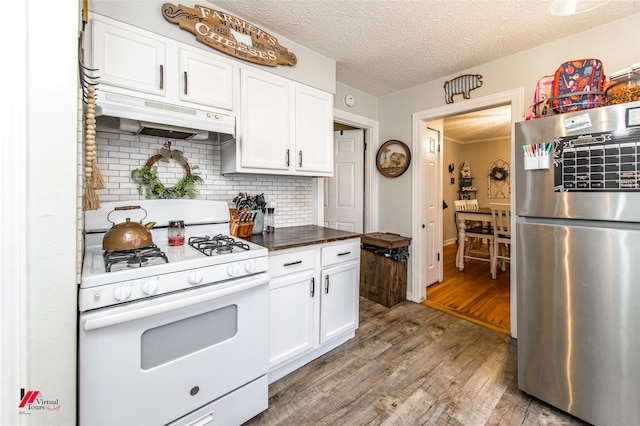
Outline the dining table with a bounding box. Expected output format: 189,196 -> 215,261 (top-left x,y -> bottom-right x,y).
455,207 -> 492,271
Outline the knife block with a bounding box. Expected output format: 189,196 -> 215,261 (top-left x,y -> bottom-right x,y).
229,209 -> 254,238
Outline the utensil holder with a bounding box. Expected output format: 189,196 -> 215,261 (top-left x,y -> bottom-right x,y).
229,209 -> 254,238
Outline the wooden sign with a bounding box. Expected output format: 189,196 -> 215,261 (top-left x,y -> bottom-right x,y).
162,3 -> 297,67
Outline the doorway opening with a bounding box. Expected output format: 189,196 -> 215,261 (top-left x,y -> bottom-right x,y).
411,88 -> 524,337
315,109 -> 380,234
424,105 -> 512,334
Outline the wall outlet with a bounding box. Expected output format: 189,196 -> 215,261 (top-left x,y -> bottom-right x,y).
450,177 -> 455,185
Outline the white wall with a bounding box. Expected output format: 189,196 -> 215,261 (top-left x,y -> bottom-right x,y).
334,81 -> 379,120
377,13 -> 640,239
442,139 -> 463,244
0,0 -> 80,424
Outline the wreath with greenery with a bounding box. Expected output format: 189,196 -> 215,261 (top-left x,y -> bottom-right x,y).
489,166 -> 509,182
131,164 -> 203,199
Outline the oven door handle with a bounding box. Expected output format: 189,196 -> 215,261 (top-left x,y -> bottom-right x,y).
83,276 -> 268,331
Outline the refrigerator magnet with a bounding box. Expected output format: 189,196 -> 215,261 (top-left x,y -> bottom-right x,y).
563,113 -> 592,132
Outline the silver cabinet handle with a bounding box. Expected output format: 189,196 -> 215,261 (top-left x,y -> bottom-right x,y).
325,275 -> 329,293
183,71 -> 188,95
298,150 -> 303,167
159,64 -> 164,90
310,277 -> 315,297
286,149 -> 290,166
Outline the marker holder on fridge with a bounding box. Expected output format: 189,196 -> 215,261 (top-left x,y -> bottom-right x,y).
523,143 -> 552,170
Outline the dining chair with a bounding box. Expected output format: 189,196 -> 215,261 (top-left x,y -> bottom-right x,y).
454,200 -> 467,211
455,200 -> 493,266
466,198 -> 492,250
465,199 -> 479,210
490,203 -> 511,279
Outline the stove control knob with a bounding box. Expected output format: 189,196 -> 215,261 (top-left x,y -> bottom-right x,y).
142,278 -> 159,295
188,270 -> 204,285
244,261 -> 255,274
227,263 -> 239,277
113,285 -> 132,302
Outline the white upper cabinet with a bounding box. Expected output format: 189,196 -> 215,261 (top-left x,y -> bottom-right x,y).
90,14 -> 334,177
222,67 -> 333,177
91,18 -> 167,96
178,47 -> 233,110
90,15 -> 234,112
239,68 -> 292,171
294,85 -> 333,174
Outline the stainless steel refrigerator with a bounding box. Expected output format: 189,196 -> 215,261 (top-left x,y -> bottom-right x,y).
515,100 -> 640,426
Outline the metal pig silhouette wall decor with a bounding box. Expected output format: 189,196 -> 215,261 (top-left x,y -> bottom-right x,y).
444,74 -> 483,104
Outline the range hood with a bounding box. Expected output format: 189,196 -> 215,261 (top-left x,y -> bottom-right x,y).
95,91 -> 235,141
118,118 -> 209,140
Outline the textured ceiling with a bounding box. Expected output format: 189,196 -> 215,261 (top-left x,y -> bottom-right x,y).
443,105 -> 512,144
206,0 -> 640,97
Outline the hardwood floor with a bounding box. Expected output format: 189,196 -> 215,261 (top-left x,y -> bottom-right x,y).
422,243 -> 510,335
245,298 -> 589,426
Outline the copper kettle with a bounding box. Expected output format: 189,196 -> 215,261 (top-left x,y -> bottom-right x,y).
102,206 -> 157,251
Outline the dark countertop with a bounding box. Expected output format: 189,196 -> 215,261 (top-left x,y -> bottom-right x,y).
246,225 -> 361,251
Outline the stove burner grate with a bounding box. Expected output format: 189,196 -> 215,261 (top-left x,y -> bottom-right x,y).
103,245 -> 169,272
188,234 -> 250,256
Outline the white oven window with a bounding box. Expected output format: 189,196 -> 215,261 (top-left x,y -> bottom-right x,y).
141,304 -> 238,369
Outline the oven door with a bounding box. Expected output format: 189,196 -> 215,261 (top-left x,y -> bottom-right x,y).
78,273 -> 269,426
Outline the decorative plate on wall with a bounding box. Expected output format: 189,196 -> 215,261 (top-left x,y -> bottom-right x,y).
376,140 -> 411,177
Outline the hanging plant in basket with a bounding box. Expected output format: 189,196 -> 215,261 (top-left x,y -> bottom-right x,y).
489,166 -> 509,182
131,142 -> 203,199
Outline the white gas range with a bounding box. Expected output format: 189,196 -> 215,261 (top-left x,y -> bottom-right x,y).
79,199 -> 269,426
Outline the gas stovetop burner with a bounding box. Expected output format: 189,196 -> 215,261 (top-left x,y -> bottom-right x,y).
188,234 -> 251,256
103,245 -> 169,272
127,254 -> 148,268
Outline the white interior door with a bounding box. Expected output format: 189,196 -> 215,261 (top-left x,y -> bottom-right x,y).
324,130 -> 364,232
421,125 -> 441,296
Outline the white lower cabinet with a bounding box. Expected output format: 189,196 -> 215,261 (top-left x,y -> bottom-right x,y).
268,239 -> 360,383
320,262 -> 360,344
269,272 -> 315,367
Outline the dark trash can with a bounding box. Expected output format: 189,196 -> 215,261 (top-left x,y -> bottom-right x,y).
359,232 -> 411,308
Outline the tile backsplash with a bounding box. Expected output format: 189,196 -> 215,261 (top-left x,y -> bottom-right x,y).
93,130 -> 314,228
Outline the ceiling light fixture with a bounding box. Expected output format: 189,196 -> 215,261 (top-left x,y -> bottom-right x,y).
550,0 -> 611,16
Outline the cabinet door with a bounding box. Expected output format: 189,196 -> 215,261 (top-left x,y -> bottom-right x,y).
179,48 -> 233,110
91,18 -> 166,96
319,262 -> 359,344
269,271 -> 316,368
240,69 -> 292,171
294,85 -> 333,174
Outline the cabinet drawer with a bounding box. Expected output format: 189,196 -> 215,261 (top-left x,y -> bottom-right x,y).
269,249 -> 315,278
321,239 -> 360,268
